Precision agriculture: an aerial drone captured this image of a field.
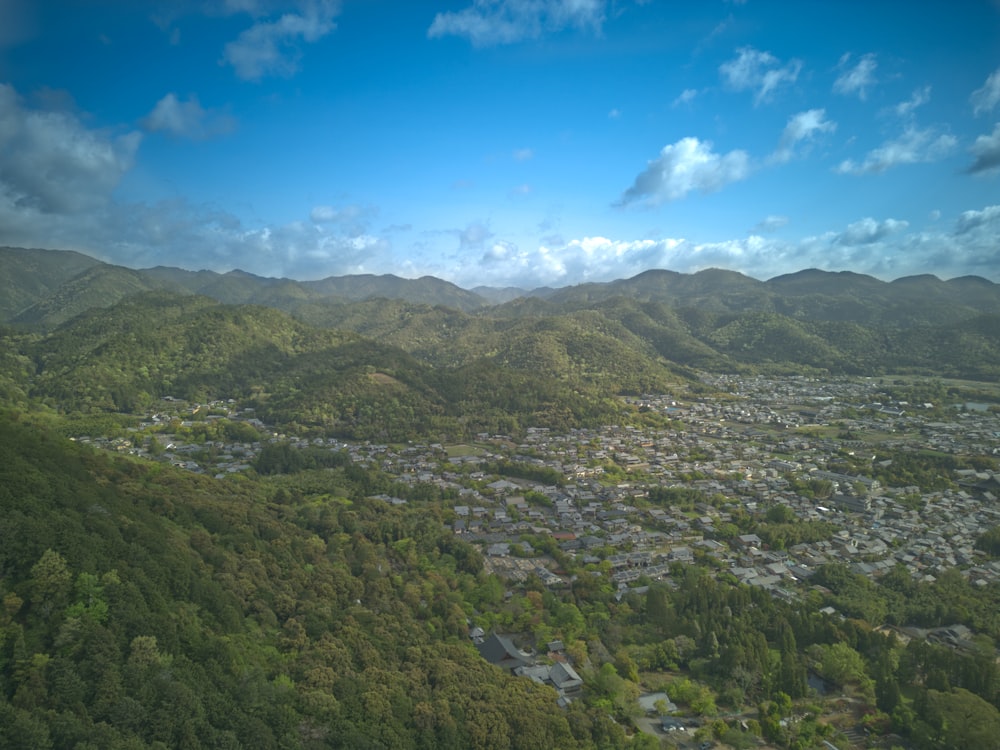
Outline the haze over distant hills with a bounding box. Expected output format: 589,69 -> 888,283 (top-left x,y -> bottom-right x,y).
4,246 -> 1000,328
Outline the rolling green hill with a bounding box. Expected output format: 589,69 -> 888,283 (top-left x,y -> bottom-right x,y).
4,291 -> 666,439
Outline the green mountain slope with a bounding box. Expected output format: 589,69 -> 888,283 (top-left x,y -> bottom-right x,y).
8,292 -> 665,438
0,247 -> 103,322
12,265 -> 182,329
4,247 -> 1000,383
0,413 -> 596,750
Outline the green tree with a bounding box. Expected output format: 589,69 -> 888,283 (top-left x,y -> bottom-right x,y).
918,688 -> 1000,750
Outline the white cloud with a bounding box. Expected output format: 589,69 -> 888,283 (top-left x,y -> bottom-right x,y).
834,217 -> 909,245
771,108 -> 836,163
719,46 -> 802,105
512,147 -> 534,161
955,204 -> 1000,234
223,0 -> 340,80
672,88 -> 698,107
835,125 -> 957,175
459,221 -> 494,250
618,137 -> 751,205
311,205 -> 353,223
753,215 -> 789,233
141,93 -> 236,139
966,122 -> 1000,175
0,86 -> 390,279
451,204 -> 1000,288
0,184 -> 393,281
308,204 -> 370,239
892,86 -> 931,118
472,235 -> 683,287
0,83 -> 141,215
427,0 -> 605,46
482,239 -> 520,262
971,67 -> 1000,116
833,52 -> 877,100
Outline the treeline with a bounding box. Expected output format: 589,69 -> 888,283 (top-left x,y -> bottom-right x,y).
253,442 -> 350,475
480,459 -> 566,487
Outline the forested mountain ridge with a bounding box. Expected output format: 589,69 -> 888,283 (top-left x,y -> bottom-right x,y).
11,284 -> 997,442
5,247 -> 1000,383
2,291 -> 675,439
1,247 -> 493,324
0,247 -> 104,323
4,247 -> 1000,440
5,246 -> 1000,331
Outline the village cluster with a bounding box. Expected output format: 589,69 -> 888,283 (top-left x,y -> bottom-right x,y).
84,375 -> 1000,603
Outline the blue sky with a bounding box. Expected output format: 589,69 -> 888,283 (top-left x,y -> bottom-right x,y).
1,0 -> 999,289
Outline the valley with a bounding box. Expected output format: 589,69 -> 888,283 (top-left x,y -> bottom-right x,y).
3,248 -> 1000,750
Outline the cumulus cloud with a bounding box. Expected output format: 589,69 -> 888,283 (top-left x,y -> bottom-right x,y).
482,239 -> 519,262
955,204 -> 1000,234
0,83 -> 141,215
971,67 -> 1000,116
0,83 -> 395,279
835,125 -> 957,175
771,108 -> 836,163
618,137 -> 751,205
793,211 -> 1000,280
1,185 -> 392,280
833,52 -> 877,100
966,122 -> 1000,175
442,203 -> 1000,288
471,235 -> 683,287
141,93 -> 236,139
719,46 -> 802,105
427,0 -> 605,46
310,204 -> 359,223
84,202 -> 1000,286
223,0 -> 340,80
834,217 -> 909,245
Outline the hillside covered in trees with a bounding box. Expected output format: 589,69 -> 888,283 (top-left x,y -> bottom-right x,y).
5,247 -> 1000,384
4,247 -> 1000,749
0,412 -> 606,749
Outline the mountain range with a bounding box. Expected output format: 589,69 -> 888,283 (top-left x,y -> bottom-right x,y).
5,246 -> 1000,329
2,246 -> 1000,439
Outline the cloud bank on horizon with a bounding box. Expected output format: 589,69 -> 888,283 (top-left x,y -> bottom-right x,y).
0,0 -> 998,289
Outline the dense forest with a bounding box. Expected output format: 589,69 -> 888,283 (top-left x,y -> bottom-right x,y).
4,411 -> 1000,749
3,248 -> 1000,748
0,412 -> 589,749
4,248 -> 1000,394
